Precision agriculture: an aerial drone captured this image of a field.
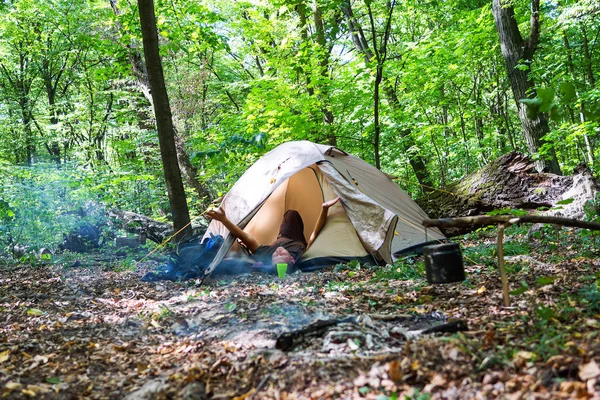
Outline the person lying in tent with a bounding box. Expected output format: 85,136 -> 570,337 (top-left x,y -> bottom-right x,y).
206,197 -> 340,269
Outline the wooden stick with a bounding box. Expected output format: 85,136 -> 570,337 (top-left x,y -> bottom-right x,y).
497,224 -> 510,307
422,215 -> 600,231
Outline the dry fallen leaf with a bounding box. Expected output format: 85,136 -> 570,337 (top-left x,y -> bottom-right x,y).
559,381 -> 587,396
150,320 -> 161,328
388,360 -> 403,383
477,286 -> 486,295
578,359 -> 600,381
0,350 -> 9,363
482,328 -> 496,349
513,351 -> 535,369
137,363 -> 149,373
423,374 -> 447,393
5,382 -> 22,391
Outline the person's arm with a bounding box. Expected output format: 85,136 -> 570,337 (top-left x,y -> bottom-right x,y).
307,197 -> 340,249
206,207 -> 261,252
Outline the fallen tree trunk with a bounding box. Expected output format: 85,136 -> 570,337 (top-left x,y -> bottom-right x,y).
107,209 -> 208,244
107,209 -> 172,243
417,152 -> 600,236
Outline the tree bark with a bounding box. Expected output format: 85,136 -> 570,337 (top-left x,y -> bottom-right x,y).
295,2 -> 337,146
41,50 -> 65,164
581,25 -> 596,87
111,0 -> 212,206
417,151 -> 600,236
137,0 -> 192,240
563,33 -> 594,166
491,0 -> 561,174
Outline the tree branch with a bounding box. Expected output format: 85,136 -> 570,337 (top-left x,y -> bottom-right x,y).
423,214 -> 600,231
525,0 -> 541,59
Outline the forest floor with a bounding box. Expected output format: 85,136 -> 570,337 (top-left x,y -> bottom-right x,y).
1,226 -> 600,399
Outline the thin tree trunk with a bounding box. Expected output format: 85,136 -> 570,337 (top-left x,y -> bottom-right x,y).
492,0 -> 561,174
563,33 -> 594,166
581,25 -> 596,87
313,5 -> 337,146
342,0 -> 433,191
373,66 -> 382,169
137,0 -> 192,240
455,91 -> 472,168
111,0 -> 212,206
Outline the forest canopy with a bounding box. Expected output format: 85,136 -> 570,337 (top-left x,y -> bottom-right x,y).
0,0 -> 599,250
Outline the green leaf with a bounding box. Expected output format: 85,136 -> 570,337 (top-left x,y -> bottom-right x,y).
224,302 -> 237,312
549,105 -> 561,122
559,81 -> 577,104
486,208 -> 527,216
26,308 -> 44,316
556,198 -> 574,205
46,377 -> 61,384
535,276 -> 555,287
536,305 -> 555,320
510,281 -> 528,296
358,387 -> 370,395
520,98 -> 541,119
537,87 -> 555,112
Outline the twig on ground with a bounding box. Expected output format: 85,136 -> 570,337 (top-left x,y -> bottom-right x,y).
248,374 -> 270,400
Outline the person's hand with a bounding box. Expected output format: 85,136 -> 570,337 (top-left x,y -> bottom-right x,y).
322,197 -> 340,209
206,207 -> 227,222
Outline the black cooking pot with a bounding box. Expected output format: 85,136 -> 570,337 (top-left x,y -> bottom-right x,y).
423,243 -> 465,284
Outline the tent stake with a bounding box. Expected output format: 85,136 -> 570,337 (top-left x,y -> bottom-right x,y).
497,224 -> 510,307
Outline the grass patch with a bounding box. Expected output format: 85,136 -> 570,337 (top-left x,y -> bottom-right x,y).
371,259 -> 425,282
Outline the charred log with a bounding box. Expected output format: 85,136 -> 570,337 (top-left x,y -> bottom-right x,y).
60,224 -> 102,253
275,317 -> 357,352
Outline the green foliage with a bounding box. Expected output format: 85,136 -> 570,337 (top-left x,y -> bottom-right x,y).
463,242 -> 496,267
486,208 -> 528,216
371,258 -> 425,282
579,284 -> 600,312
156,304 -> 172,320
115,256 -> 137,272
0,0 -> 598,239
0,163 -> 171,256
510,280 -> 528,296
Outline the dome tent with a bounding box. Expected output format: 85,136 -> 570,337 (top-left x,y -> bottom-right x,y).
203,141 -> 444,274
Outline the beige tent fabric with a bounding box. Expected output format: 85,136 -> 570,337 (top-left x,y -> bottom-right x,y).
243,167 -> 322,245
300,167 -> 368,261
211,141 -> 328,230
241,177 -> 288,246
317,162 -> 396,263
324,152 -> 444,254
202,141 -> 444,275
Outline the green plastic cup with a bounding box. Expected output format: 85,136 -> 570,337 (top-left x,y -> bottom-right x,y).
276,263 -> 287,278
